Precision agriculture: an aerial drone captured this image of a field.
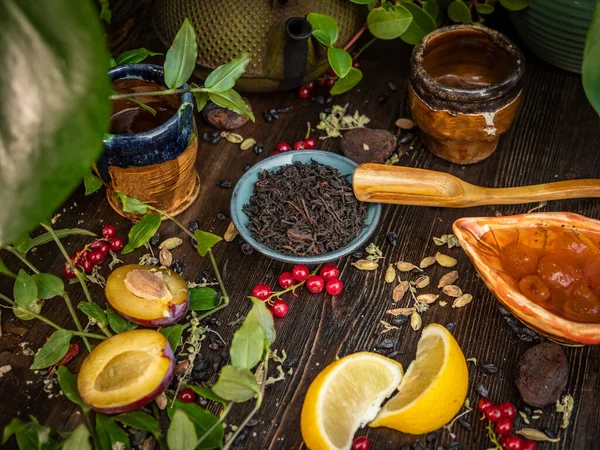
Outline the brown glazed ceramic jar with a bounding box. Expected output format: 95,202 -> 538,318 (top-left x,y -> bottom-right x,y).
409,25 -> 525,164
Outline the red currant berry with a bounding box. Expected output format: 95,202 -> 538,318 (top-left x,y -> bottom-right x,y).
109,237 -> 124,252
270,299 -> 289,318
502,436 -> 524,450
306,275 -> 325,294
102,225 -> 116,238
498,401 -> 517,420
495,418 -> 513,436
352,60 -> 361,69
316,78 -> 326,87
326,78 -> 336,88
292,265 -> 310,281
252,284 -> 272,301
304,137 -> 317,149
485,405 -> 503,422
277,142 -> 291,153
328,69 -> 337,77
319,264 -> 340,280
521,440 -> 537,450
63,263 -> 77,279
477,397 -> 494,414
178,388 -> 196,403
90,240 -> 110,255
325,278 -> 343,295
298,86 -> 311,98
87,250 -> 105,266
293,140 -> 305,150
351,436 -> 370,450
278,272 -> 295,289
80,257 -> 93,274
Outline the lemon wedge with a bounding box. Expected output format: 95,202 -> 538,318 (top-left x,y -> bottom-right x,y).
301,352 -> 404,450
370,323 -> 468,434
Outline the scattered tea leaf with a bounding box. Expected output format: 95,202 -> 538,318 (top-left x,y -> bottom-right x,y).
380,320 -> 399,334
442,285 -> 463,298
224,221 -> 239,242
452,293 -> 473,308
436,252 -> 458,268
419,256 -> 436,269
417,294 -> 439,304
352,259 -> 379,271
415,275 -> 430,288
439,300 -> 448,307
516,428 -> 560,443
396,261 -> 415,272
395,118 -> 416,129
385,265 -> 396,283
411,312 -> 422,331
438,271 -> 459,288
387,307 -> 416,316
392,281 -> 410,302
556,394 -> 574,429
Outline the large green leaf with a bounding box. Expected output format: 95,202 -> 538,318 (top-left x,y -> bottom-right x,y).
96,414 -> 130,450
230,314 -> 265,370
30,329 -> 72,369
211,365 -> 260,403
204,53 -> 251,93
62,425 -> 90,450
367,5 -> 412,40
122,213 -> 161,254
307,13 -> 339,47
400,3 -> 436,45
327,48 -> 353,78
167,399 -> 224,449
57,366 -> 90,413
448,0 -> 472,23
0,0 -> 110,247
499,0 -> 529,11
583,1 -> 600,116
167,410 -> 197,450
207,90 -> 255,122
164,18 -> 197,89
331,68 -> 363,95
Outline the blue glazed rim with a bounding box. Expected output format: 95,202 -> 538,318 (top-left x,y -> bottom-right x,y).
230,150 -> 382,265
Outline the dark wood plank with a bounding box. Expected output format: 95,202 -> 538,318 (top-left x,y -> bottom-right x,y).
1,21 -> 600,450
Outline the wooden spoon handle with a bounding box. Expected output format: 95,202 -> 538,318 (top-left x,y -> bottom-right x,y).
353,164 -> 600,207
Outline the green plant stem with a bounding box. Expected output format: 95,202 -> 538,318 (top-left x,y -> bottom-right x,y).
354,37 -> 376,60
0,293 -> 106,340
4,246 -> 40,274
111,86 -> 203,101
196,403 -> 232,446
343,23 -> 368,51
41,223 -> 93,351
222,354 -> 269,450
85,412 -> 101,450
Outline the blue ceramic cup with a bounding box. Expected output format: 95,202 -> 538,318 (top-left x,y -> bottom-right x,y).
101,64 -> 199,219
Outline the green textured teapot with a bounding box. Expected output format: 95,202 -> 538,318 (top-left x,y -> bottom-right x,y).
153,0 -> 364,92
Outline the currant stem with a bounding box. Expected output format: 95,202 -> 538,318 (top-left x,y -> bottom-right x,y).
264,265 -> 322,305
0,293 -> 106,340
196,403 -> 232,446
4,246 -> 40,274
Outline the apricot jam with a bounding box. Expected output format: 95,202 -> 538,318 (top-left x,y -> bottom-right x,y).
494,227 -> 600,323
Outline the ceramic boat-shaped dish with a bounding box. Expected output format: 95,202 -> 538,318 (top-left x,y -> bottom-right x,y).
453,212 -> 600,345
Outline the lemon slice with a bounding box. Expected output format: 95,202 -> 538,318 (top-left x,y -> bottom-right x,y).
370,323 -> 468,434
301,352 -> 403,450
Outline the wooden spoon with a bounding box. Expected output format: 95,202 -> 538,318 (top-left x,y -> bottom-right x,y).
353,164 -> 600,207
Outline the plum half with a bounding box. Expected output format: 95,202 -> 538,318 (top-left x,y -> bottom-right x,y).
77,329 -> 175,414
105,264 -> 189,327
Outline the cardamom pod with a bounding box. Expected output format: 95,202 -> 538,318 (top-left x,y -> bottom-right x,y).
159,237 -> 183,250
419,256 -> 436,269
436,252 -> 458,268
385,265 -> 396,283
438,270 -> 459,288
240,138 -> 256,151
159,248 -> 173,267
392,281 -> 410,302
352,259 -> 379,271
221,131 -> 244,143
387,307 -> 416,316
396,261 -> 415,272
415,275 -> 430,288
411,311 -> 422,331
442,285 -> 463,298
224,221 -> 238,242
417,293 -> 439,304
452,293 -> 473,308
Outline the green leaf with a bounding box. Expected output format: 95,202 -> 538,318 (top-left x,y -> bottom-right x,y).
0,258 -> 15,278
13,269 -> 37,307
167,410 -> 197,450
161,324 -> 183,351
367,5 -> 412,40
62,424 -> 90,450
194,230 -> 223,257
185,385 -> 229,405
83,170 -> 103,196
499,0 -> 529,11
248,297 -> 276,345
448,0 -> 472,23
400,3 -> 436,45
106,305 -> 138,334
476,3 -> 495,14
207,89 -> 255,122
18,228 -> 96,254
331,67 -> 363,95
32,273 -> 64,299
115,192 -> 150,214
230,314 -> 265,370
115,411 -> 161,439
99,0 -> 111,23
583,2 -> 600,116
78,301 -> 108,325
189,287 -> 218,311
127,97 -> 157,116
423,0 -> 440,20
191,84 -> 209,112
57,366 -> 90,413
307,13 -> 339,47
164,18 -> 198,89
2,418 -> 39,450
2,417 -> 26,445
167,399 -> 224,449
0,0 -> 110,248
96,414 -> 130,450
211,365 -> 260,403
122,213 -> 162,254
13,233 -> 33,254
327,47 -> 353,78
30,330 -> 72,369
349,0 -> 376,3
115,48 -> 162,65
204,53 -> 252,92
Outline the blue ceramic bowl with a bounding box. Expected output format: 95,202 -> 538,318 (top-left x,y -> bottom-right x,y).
231,150 -> 381,265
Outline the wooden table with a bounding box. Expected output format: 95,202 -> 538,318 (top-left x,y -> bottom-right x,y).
1,21 -> 600,450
